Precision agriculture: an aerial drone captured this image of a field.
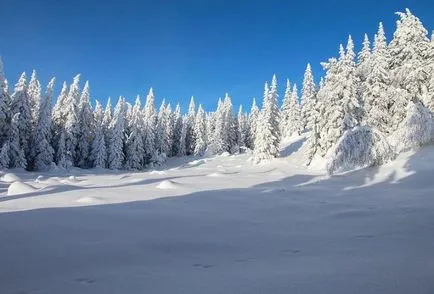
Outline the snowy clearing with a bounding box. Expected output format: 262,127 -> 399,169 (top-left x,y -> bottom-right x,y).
1,138 -> 434,294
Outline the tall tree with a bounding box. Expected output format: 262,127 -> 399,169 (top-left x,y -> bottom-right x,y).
0,57 -> 10,145
10,72 -> 32,161
124,96 -> 144,169
194,104 -> 207,156
108,97 -> 126,169
7,113 -> 26,169
172,103 -> 184,156
76,81 -> 94,168
142,88 -> 157,164
185,96 -> 196,155
33,78 -> 55,171
254,76 -> 281,162
248,97 -> 259,149
64,74 -> 81,166
91,100 -> 107,168
301,64 -> 317,131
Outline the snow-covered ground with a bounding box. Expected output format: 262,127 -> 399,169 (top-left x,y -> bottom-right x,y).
1,137 -> 434,294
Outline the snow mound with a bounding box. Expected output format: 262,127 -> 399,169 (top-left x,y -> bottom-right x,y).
206,172 -> 227,177
68,176 -> 79,182
150,170 -> 167,175
187,159 -> 205,166
156,180 -> 183,190
220,152 -> 230,157
1,173 -> 21,183
34,176 -> 61,185
76,196 -> 104,203
7,181 -> 37,196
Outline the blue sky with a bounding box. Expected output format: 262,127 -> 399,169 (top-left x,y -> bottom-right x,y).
1,0 -> 433,112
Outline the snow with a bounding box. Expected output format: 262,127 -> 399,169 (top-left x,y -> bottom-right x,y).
1,137 -> 434,294
7,181 -> 37,195
0,172 -> 21,183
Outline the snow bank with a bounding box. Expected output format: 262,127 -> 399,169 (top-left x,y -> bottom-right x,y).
1,173 -> 21,183
206,172 -> 227,177
150,170 -> 167,175
156,180 -> 183,189
76,196 -> 104,203
7,181 -> 37,196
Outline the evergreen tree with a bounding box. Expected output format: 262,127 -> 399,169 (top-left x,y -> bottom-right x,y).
91,100 -> 107,168
253,77 -> 281,162
172,103 -> 184,156
10,72 -> 32,161
124,96 -> 144,169
64,74 -> 81,166
0,141 -> 10,169
194,104 -> 207,156
142,88 -> 157,164
33,78 -> 55,171
185,96 -> 196,155
108,97 -> 126,169
76,81 -> 94,168
357,33 -> 372,82
0,57 -> 10,145
51,81 -> 69,159
165,103 -> 174,157
248,97 -> 259,149
300,64 -> 317,131
27,70 -> 42,128
223,93 -> 237,153
209,97 -> 226,154
8,113 -> 26,169
237,105 -> 249,151
156,99 -> 170,156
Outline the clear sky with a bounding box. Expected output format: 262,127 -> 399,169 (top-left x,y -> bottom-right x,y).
1,0 -> 433,112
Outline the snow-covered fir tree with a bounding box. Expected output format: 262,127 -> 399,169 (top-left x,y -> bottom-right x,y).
156,99 -> 170,157
51,81 -> 68,159
281,80 -> 301,138
172,103 -> 184,156
165,103 -> 174,157
76,81 -> 94,168
7,113 -> 26,169
237,105 -> 249,151
108,97 -> 126,170
357,33 -> 372,82
185,96 -> 196,155
27,70 -> 42,128
10,72 -> 32,162
142,88 -> 157,164
248,97 -> 259,149
223,94 -> 237,153
91,100 -> 107,168
253,77 -> 281,162
193,104 -> 207,156
300,64 -> 317,131
0,57 -> 10,145
124,96 -> 144,170
63,74 -> 81,167
33,78 -> 55,171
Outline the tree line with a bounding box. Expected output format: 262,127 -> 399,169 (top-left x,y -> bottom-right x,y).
0,9 -> 433,174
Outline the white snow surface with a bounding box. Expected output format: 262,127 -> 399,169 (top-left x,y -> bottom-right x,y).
1,136 -> 434,294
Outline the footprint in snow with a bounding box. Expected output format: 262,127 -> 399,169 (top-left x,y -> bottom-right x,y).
75,277 -> 96,285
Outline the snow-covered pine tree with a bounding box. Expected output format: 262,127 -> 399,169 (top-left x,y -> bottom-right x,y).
156,99 -> 170,156
172,103 -> 184,156
142,88 -> 157,164
10,72 -> 32,162
223,93 -> 237,153
253,77 -> 281,162
248,97 -> 259,149
165,103 -> 174,157
301,64 -> 317,131
316,37 -> 362,157
64,74 -> 81,167
236,105 -> 249,151
357,33 -> 372,83
56,130 -> 69,169
8,113 -> 26,169
280,80 -> 292,138
0,141 -> 10,169
124,96 -> 144,170
33,78 -> 55,171
209,98 -> 225,154
76,81 -> 94,168
0,57 -> 10,145
389,9 -> 431,106
193,104 -> 207,156
185,96 -> 196,155
363,23 -> 396,135
51,81 -> 68,159
91,100 -> 107,168
108,97 -> 126,169
27,70 -> 42,128
179,115 -> 188,157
